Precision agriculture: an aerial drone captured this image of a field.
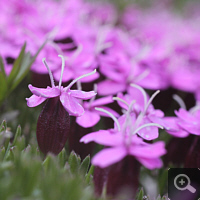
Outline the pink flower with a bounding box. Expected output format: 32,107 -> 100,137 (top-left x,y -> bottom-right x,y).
76,92 -> 119,128
115,84 -> 165,140
80,103 -> 165,169
26,55 -> 97,117
164,96 -> 200,137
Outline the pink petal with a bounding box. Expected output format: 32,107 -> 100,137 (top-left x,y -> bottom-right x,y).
28,85 -> 60,98
70,90 -> 96,100
26,95 -> 47,107
116,93 -> 129,110
137,125 -> 159,140
163,117 -> 189,137
77,71 -> 100,83
95,106 -> 120,117
175,108 -> 197,122
91,96 -> 113,107
129,142 -> 166,158
60,92 -> 84,116
137,157 -> 163,169
53,68 -> 73,82
76,110 -> 100,128
97,80 -> 126,95
92,147 -> 127,168
80,130 -> 123,146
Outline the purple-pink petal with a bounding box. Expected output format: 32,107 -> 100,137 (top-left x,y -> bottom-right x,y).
90,95 -> 114,107
91,146 -> 127,168
60,92 -> 84,116
70,90 -> 96,100
129,142 -> 166,158
97,80 -> 127,95
26,95 -> 47,107
137,157 -> 163,169
80,130 -> 123,146
28,85 -> 60,98
137,125 -> 159,140
76,110 -> 100,128
95,106 -> 120,117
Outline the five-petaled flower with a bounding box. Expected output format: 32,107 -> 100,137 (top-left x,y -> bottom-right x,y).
26,55 -> 97,116
80,100 -> 166,169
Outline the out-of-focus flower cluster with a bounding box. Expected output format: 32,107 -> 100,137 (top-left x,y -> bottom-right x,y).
2,0 -> 200,197
1,0 -> 200,96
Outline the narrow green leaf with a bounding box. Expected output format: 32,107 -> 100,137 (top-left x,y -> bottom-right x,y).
12,125 -> 21,146
9,39 -> 47,92
79,155 -> 90,175
58,148 -> 67,167
85,165 -> 94,184
68,151 -> 81,174
0,120 -> 7,131
136,187 -> 144,200
42,154 -> 51,172
0,56 -> 6,78
7,43 -> 26,86
9,52 -> 31,92
158,169 -> 168,195
0,72 -> 8,104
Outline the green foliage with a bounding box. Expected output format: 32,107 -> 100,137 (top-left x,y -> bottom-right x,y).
0,40 -> 46,106
0,120 -> 168,200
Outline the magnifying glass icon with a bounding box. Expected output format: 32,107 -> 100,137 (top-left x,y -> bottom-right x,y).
174,174 -> 196,193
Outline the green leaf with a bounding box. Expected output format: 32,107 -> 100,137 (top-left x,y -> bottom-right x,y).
0,72 -> 8,104
9,52 -> 31,92
158,168 -> 168,195
85,165 -> 94,184
0,56 -> 6,78
68,151 -> 81,174
7,43 -> 26,86
136,188 -> 144,200
0,120 -> 7,132
58,148 -> 67,167
12,125 -> 21,146
80,155 -> 90,175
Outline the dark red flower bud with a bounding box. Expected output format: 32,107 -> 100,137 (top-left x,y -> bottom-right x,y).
163,135 -> 194,167
36,97 -> 70,155
93,155 -> 140,198
185,136 -> 200,167
68,116 -> 95,160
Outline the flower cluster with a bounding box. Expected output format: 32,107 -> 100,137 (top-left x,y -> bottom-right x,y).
1,0 -> 200,95
2,0 -> 200,198
81,85 -> 166,169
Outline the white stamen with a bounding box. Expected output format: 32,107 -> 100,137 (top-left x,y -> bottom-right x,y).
190,104 -> 200,114
130,84 -> 148,109
127,100 -> 136,114
133,69 -> 149,83
58,55 -> 65,89
89,84 -> 97,106
98,42 -> 112,53
173,94 -> 186,110
95,107 -> 121,132
132,123 -> 163,135
113,97 -> 129,108
144,90 -> 160,113
76,81 -> 82,91
48,41 -> 65,57
64,69 -> 96,91
42,58 -> 55,87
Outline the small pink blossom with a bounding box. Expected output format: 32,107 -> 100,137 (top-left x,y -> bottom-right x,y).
80,102 -> 165,169
26,55 -> 96,117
